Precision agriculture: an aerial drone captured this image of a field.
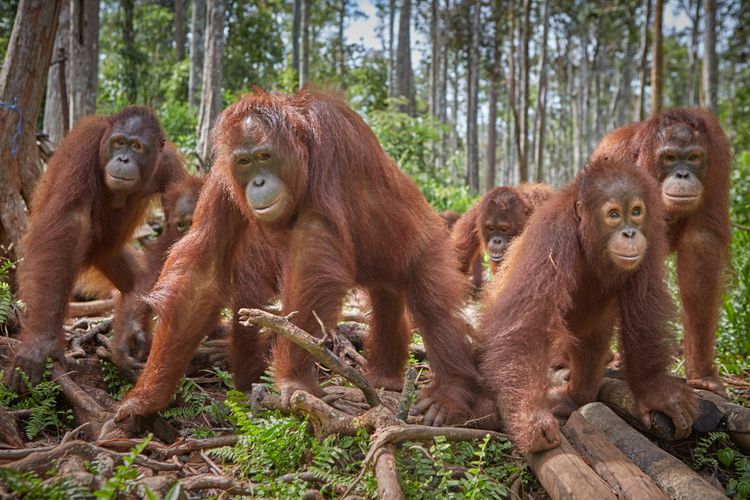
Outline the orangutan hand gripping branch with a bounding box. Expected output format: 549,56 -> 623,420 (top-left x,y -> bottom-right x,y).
116,89 -> 481,427
592,109 -> 731,397
7,107 -> 187,392
480,157 -> 698,453
451,183 -> 554,276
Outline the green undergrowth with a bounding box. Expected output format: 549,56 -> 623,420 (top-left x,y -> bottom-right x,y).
692,432 -> 750,499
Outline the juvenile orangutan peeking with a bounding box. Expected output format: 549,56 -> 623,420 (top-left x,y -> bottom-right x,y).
116,89 -> 481,427
479,157 -> 698,453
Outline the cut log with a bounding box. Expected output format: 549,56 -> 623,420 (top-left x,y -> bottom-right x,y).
696,390 -> 750,432
578,402 -> 727,500
562,411 -> 668,499
598,377 -> 723,439
68,299 -> 116,317
524,434 -> 617,500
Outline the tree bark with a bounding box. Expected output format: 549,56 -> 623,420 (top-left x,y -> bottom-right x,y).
533,0 -> 550,182
0,0 -> 63,254
299,0 -> 310,88
485,80 -> 497,190
702,0 -> 717,112
174,0 -> 185,61
508,4 -> 522,183
292,0 -> 301,72
651,0 -> 663,114
465,0 -> 480,193
44,2 -> 70,146
518,0 -> 531,182
686,0 -> 701,106
69,0 -> 99,125
121,0 -> 137,103
196,0 -> 226,165
395,0 -> 413,115
388,0 -> 396,96
636,0 -> 651,120
188,0 -> 205,108
429,0 -> 439,120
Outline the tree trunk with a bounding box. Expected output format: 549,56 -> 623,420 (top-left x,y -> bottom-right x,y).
337,0 -> 346,85
636,0 -> 651,120
69,0 -> 99,125
651,0 -> 663,114
188,0 -> 205,108
429,0 -> 439,119
196,0 -> 226,165
485,80 -> 498,190
395,0 -> 413,115
292,0 -> 301,72
518,0 -> 530,182
533,0 -> 550,182
0,0 -> 63,254
465,0 -> 480,193
438,1 -> 448,169
388,0 -> 396,96
299,0 -> 310,88
687,0 -> 701,106
44,2 -> 70,146
702,0 -> 717,112
618,33 -> 635,126
174,0 -> 185,61
121,0 -> 137,103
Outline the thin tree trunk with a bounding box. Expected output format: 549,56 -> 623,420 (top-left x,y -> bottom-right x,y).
687,0 -> 701,106
388,0 -> 396,96
429,0 -> 439,119
438,0 -> 448,169
702,0 -> 717,112
450,51 -> 460,179
486,80 -> 498,190
636,0 -> 651,120
533,0 -> 550,182
121,0 -> 137,103
337,0 -> 346,84
0,0 -> 63,253
396,0 -> 413,115
300,0 -> 310,88
518,0 -> 530,182
465,0 -> 480,193
44,2 -> 70,146
175,0 -> 185,60
188,0 -> 205,108
618,34 -> 635,125
196,0 -> 226,165
292,0 -> 301,72
508,5 -> 522,183
651,0 -> 663,114
69,0 -> 99,124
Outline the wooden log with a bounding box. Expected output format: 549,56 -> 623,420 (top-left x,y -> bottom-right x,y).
68,298 -> 116,317
578,402 -> 727,500
524,434 -> 617,500
373,444 -> 404,500
562,411 -> 668,500
696,390 -> 750,433
598,377 -> 723,439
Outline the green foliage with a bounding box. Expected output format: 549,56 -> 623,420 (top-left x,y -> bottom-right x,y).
0,257 -> 16,325
159,378 -> 228,425
0,361 -> 72,439
0,468 -> 86,500
94,434 -> 153,499
100,360 -> 133,400
692,432 -> 750,499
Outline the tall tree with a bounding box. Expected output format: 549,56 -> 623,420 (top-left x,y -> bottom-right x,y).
508,2 -> 524,183
43,2 -> 70,145
395,0 -> 414,114
196,0 -> 226,165
174,0 -> 185,61
188,0 -> 205,108
518,0 -> 531,182
299,0 -> 310,88
684,0 -> 701,106
292,0 -> 301,72
651,0 -> 663,114
388,0 -> 396,95
429,0 -> 440,120
0,0 -> 62,253
485,0 -> 504,190
69,0 -> 99,123
702,0 -> 718,112
121,0 -> 137,103
635,0 -> 651,120
336,0 -> 347,84
465,0 -> 480,193
533,0 -> 550,182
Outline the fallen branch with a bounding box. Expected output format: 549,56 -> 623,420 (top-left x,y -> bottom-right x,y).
396,367 -> 417,421
579,402 -> 726,499
68,299 -> 116,317
239,308 -> 381,408
562,411 -> 668,499
52,364 -> 113,438
67,319 -> 112,358
524,434 -> 617,500
696,389 -> 750,432
181,473 -> 255,495
373,444 -> 404,500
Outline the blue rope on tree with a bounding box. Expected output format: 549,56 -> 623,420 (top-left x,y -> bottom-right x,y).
0,98 -> 23,158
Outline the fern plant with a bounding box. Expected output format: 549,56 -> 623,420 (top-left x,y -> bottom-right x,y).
94,434 -> 153,499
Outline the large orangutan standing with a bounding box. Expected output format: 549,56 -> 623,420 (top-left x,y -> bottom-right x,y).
116,90 -> 480,426
592,109 -> 731,397
7,107 -> 187,391
480,157 -> 698,453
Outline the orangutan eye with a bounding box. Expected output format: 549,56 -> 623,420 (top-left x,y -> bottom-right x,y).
131,141 -> 143,153
665,154 -> 677,162
176,221 -> 188,233
237,157 -> 251,166
257,152 -> 271,162
632,207 -> 642,217
114,138 -> 125,148
688,154 -> 699,161
608,210 -> 620,219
